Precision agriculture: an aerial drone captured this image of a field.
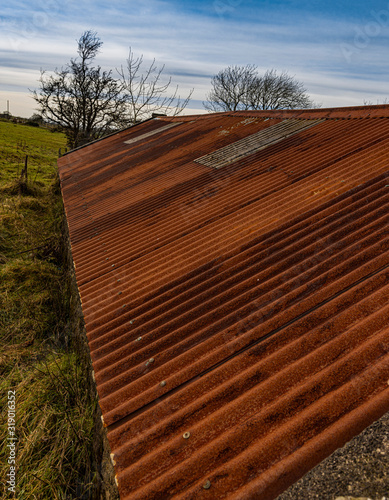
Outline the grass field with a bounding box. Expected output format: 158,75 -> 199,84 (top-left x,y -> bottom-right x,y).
0,119 -> 95,499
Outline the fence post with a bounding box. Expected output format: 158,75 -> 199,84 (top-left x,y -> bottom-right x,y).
20,155 -> 28,183
24,155 -> 28,183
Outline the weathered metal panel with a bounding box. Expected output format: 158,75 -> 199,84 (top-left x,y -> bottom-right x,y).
194,119 -> 324,168
123,121 -> 182,145
58,106 -> 389,500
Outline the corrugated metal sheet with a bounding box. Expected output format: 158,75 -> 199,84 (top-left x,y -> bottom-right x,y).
123,121 -> 182,145
58,106 -> 389,500
194,119 -> 324,168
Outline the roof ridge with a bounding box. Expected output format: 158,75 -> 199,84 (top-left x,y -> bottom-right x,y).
168,104 -> 389,121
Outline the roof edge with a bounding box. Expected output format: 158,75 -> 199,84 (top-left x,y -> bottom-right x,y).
60,117 -> 156,157
60,104 -> 389,157
164,104 -> 389,122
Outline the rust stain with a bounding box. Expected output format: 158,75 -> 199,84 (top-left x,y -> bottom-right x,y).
58,106 -> 389,500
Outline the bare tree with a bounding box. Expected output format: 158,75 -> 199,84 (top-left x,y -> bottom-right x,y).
32,32 -> 194,148
203,65 -> 257,112
204,65 -> 314,112
32,31 -> 126,148
247,69 -> 313,110
118,48 -> 193,124
363,98 -> 389,105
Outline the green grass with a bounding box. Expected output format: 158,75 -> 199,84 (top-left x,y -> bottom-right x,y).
0,121 -> 95,499
0,120 -> 67,185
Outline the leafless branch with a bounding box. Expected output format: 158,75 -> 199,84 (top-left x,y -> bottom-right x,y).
31,31 -> 126,148
118,48 -> 193,125
204,65 -> 316,112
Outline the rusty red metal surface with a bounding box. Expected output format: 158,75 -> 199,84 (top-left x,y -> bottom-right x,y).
58,106 -> 389,499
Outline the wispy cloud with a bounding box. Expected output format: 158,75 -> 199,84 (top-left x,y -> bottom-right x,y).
2,0 -> 389,116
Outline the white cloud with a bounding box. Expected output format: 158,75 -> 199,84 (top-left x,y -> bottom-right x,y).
2,0 -> 389,117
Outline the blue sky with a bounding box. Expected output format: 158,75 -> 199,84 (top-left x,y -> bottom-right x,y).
1,0 -> 389,117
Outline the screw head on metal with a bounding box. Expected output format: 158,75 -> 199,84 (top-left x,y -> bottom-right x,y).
183,431 -> 190,439
203,480 -> 211,490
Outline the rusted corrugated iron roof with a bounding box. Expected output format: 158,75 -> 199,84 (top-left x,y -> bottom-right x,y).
58,106 -> 389,499
194,119 -> 324,169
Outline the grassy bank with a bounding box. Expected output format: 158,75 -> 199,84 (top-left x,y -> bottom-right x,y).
0,120 -> 95,499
